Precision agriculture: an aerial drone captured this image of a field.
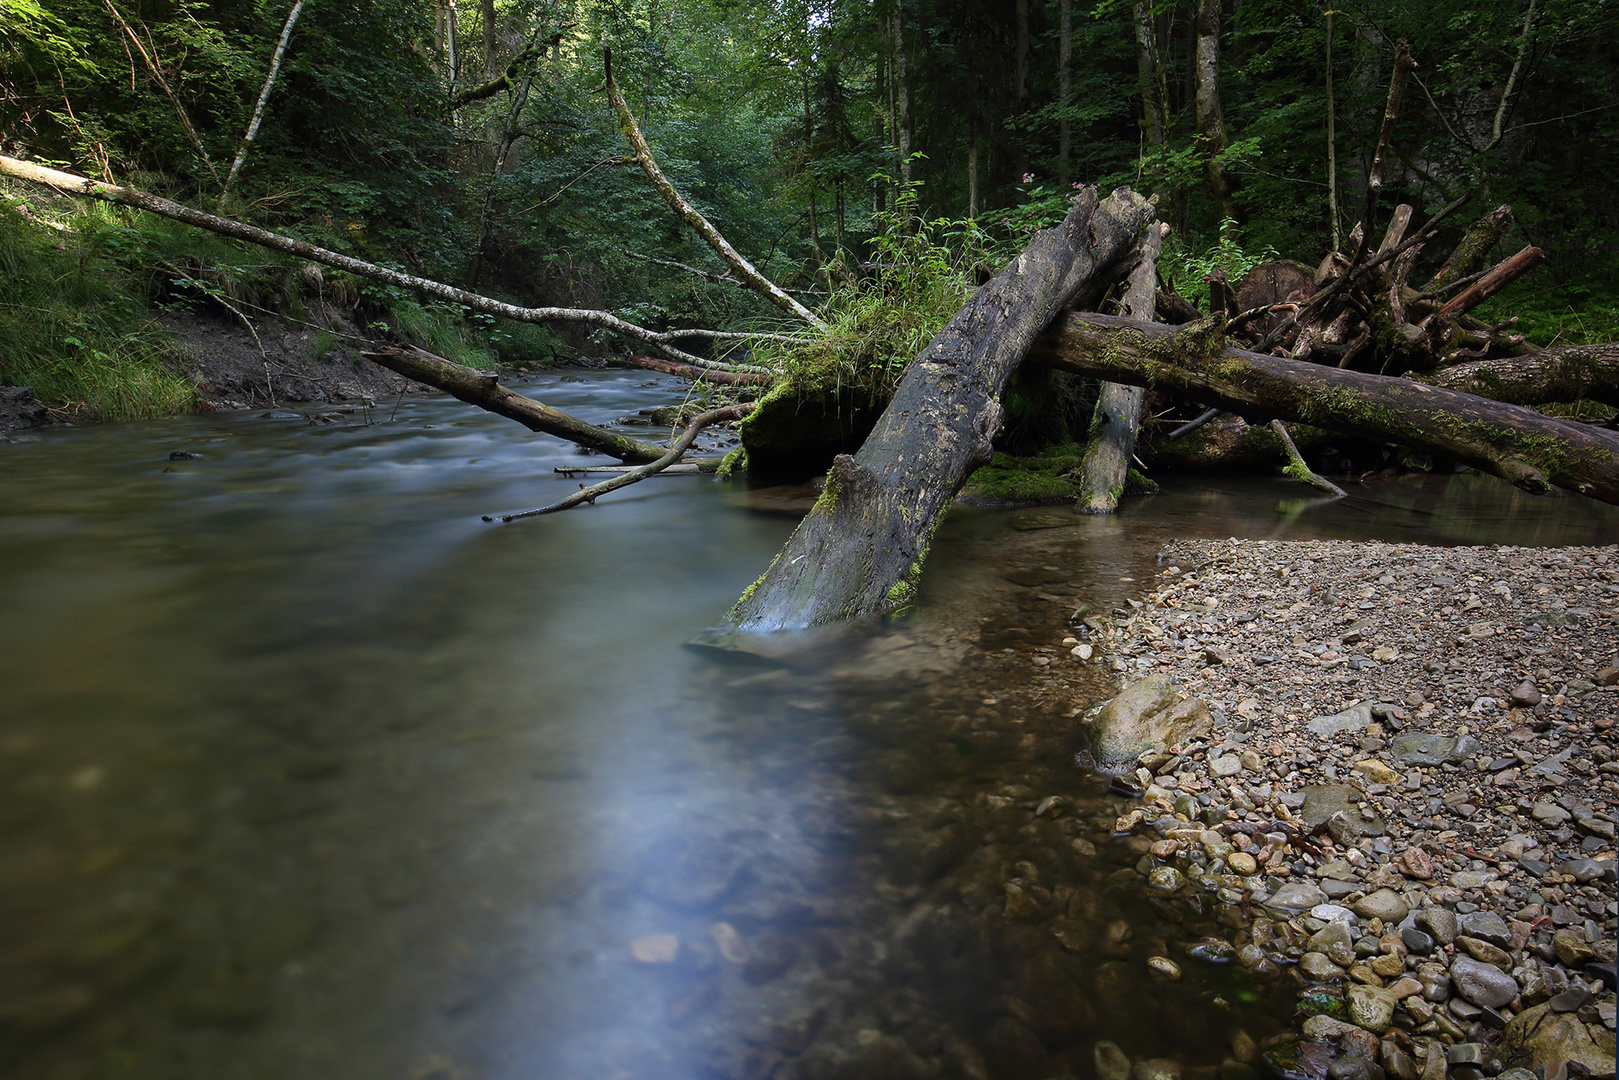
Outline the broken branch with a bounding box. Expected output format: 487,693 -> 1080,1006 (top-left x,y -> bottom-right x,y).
491,403 -> 753,522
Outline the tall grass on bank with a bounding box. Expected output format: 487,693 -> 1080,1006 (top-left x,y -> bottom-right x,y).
746,196 -> 992,401
0,198 -> 196,421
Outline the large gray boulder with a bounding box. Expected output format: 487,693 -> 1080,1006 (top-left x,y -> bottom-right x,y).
1084,675 -> 1212,766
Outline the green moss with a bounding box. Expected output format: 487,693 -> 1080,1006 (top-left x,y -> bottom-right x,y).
716,445 -> 747,479
960,445 -> 1088,505
1124,468 -> 1159,494
812,469 -> 843,514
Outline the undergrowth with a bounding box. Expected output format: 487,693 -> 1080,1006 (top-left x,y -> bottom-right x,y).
0,185 -> 521,420
0,197 -> 195,420
745,189 -> 992,403
1159,219 -> 1279,312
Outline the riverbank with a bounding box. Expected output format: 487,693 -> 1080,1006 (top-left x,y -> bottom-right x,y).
1076,537 -> 1617,1080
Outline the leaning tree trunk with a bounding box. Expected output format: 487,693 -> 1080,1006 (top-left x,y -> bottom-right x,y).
725,188 -> 1154,632
1033,314 -> 1619,504
1075,220 -> 1166,512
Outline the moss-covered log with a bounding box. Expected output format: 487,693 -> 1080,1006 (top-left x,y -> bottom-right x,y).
725,188 -> 1155,632
1033,314 -> 1619,504
1424,342 -> 1619,406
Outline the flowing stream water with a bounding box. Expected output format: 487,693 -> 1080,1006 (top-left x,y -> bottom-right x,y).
3,372 -> 1616,1080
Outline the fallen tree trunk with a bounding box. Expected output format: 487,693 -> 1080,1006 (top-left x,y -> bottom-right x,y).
1033,314 -> 1619,503
0,154 -> 765,371
362,344 -> 668,463
1076,220 -> 1165,512
1423,342 -> 1619,405
724,187 -> 1155,632
618,355 -> 775,387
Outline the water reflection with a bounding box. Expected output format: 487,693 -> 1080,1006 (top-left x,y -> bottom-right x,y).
2,379 -> 1616,1079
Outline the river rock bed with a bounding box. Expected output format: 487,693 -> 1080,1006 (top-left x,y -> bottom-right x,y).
1072,539 -> 1618,1080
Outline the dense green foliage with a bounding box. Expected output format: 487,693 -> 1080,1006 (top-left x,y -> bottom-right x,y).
2,0 -> 1616,415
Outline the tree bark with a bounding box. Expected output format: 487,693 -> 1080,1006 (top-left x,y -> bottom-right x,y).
1361,39 -> 1416,247
602,48 -> 825,328
894,3 -> 912,190
361,345 -> 668,463
223,0 -> 305,196
1424,342 -> 1619,406
1270,419 -> 1346,496
1193,0 -> 1237,226
619,355 -> 775,387
725,188 -> 1155,632
1427,205 -> 1512,292
0,154 -> 762,371
1033,314 -> 1619,503
1325,6 -> 1339,248
1076,220 -> 1166,512
1058,0 -> 1072,185
1014,0 -> 1030,181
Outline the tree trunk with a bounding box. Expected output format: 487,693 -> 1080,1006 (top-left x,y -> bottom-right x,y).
1324,7 -> 1339,248
223,0 -> 305,197
1132,0 -> 1167,150
895,3 -> 911,189
1058,0 -> 1072,186
481,0 -> 497,77
1424,342 -> 1619,406
1076,220 -> 1166,512
1428,205 -> 1512,292
724,188 -> 1155,633
362,345 -> 669,463
968,141 -> 979,219
1014,0 -> 1030,181
1033,314 -> 1619,503
1193,0 -> 1237,226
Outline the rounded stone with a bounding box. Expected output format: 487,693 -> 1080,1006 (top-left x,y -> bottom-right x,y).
1353,889 -> 1410,924
1449,956 -> 1518,1009
1347,983 -> 1398,1033
1147,955 -> 1182,980
1300,951 -> 1344,981
1148,866 -> 1185,894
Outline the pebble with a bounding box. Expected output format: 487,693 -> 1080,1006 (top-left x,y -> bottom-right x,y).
1146,956 -> 1182,980
1083,539 -> 1619,1078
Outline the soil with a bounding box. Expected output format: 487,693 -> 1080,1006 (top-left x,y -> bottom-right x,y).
159,300 -> 426,412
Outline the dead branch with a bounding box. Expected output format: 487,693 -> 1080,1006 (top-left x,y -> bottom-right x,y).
491,403 -> 753,521
603,47 -> 825,329
1423,342 -> 1619,405
1270,419 -> 1347,497
618,355 -> 775,387
1034,313 -> 1619,503
0,154 -> 770,372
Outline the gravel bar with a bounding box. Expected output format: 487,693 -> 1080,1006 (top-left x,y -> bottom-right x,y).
1084,539 -> 1618,1080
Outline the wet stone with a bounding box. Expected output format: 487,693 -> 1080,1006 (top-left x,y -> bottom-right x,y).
1401,928 -> 1434,955
1449,956 -> 1518,1009
1457,911 -> 1511,948
1353,889 -> 1409,924
1389,734 -> 1477,767
1347,984 -> 1398,1034
1301,952 -> 1345,981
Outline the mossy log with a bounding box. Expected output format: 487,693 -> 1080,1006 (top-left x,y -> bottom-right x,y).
1032,314 -> 1619,504
726,188 -> 1155,632
1424,342 -> 1619,406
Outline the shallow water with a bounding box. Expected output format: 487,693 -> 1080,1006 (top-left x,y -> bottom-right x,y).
2,374 -> 1615,1080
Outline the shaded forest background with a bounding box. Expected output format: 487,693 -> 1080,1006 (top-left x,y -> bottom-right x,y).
2,0 -> 1616,417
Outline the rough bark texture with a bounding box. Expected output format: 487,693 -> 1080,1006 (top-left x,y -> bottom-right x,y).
362,345 -> 668,463
603,49 -> 824,328
1033,314 -> 1619,503
1428,205 -> 1512,292
1076,221 -> 1165,512
1425,342 -> 1619,405
725,189 -> 1154,632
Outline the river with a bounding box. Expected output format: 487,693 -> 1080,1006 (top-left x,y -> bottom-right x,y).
2,371 -> 1615,1080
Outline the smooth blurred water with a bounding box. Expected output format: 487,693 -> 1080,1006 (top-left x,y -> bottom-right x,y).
1,374 -> 1614,1080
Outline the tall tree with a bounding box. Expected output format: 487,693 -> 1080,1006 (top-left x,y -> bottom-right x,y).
1193,0 -> 1239,226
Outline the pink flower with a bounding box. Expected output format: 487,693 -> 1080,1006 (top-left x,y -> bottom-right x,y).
1022,173 -> 1035,183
